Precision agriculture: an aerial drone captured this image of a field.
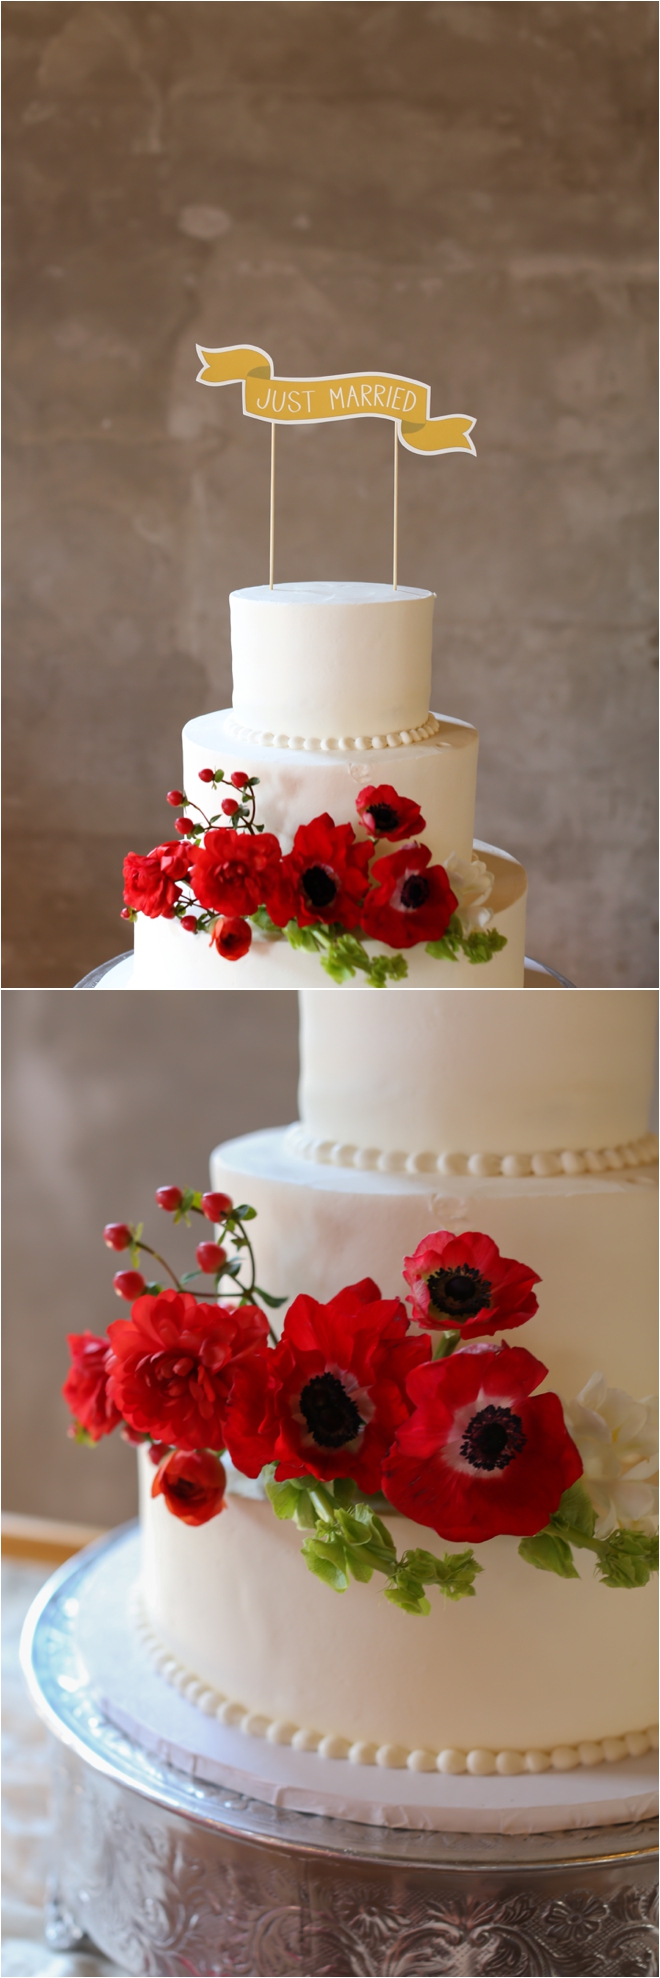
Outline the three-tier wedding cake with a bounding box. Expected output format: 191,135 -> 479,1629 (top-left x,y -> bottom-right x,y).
119,582 -> 528,990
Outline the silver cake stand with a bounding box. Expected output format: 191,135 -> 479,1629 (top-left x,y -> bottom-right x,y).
75,953 -> 575,988
21,1533 -> 658,1977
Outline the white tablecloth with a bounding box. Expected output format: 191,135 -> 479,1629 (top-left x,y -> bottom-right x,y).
2,1560 -> 121,1978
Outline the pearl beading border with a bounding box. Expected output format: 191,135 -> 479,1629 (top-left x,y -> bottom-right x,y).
225,712 -> 443,752
286,1126 -> 660,1180
133,1592 -> 657,1776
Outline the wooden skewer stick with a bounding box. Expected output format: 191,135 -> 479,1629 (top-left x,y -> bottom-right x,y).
392,423 -> 399,591
269,421 -> 276,589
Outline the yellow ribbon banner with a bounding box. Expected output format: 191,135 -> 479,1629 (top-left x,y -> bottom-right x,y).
196,344 -> 475,456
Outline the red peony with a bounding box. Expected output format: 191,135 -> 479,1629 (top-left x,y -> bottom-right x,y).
63,1333 -> 123,1442
360,844 -> 457,948
224,1278 -> 431,1493
151,1447 -> 227,1526
106,1289 -> 269,1450
190,830 -> 281,918
264,815 -> 372,931
382,1343 -> 582,1542
403,1230 -> 540,1339
210,916 -> 252,961
123,842 -> 193,919
356,784 -> 426,842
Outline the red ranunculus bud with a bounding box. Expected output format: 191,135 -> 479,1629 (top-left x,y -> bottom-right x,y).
166,790 -> 185,807
210,916 -> 252,961
148,1440 -> 172,1466
175,816 -> 196,837
230,771 -> 250,789
201,1191 -> 233,1221
198,768 -> 215,784
103,1222 -> 132,1251
196,1241 -> 227,1273
151,1448 -> 227,1526
113,1269 -> 146,1301
221,797 -> 238,816
155,1186 -> 183,1211
180,916 -> 198,933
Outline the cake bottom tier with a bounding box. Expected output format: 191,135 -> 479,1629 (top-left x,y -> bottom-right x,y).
131,842 -> 527,989
139,1452 -> 657,1763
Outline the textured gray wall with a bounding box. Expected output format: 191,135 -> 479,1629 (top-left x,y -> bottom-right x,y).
3,0 -> 657,986
2,990 -> 299,1523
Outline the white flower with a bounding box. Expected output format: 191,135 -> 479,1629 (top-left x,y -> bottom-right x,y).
444,854 -> 494,933
564,1373 -> 659,1537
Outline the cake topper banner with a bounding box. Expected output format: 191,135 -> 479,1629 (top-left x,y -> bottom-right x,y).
196,344 -> 476,456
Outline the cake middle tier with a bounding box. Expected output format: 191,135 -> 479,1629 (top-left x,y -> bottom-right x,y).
210,1127 -> 658,1400
183,708 -> 479,868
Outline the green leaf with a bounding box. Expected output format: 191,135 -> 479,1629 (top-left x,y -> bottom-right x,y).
233,1205 -> 257,1221
251,905 -> 284,941
365,952 -> 409,987
285,921 -> 322,954
71,1421 -> 97,1447
385,1580 -> 431,1616
331,1476 -> 357,1509
301,1533 -> 350,1585
264,1475 -> 302,1521
143,1279 -> 164,1296
596,1530 -> 659,1590
550,1481 -> 596,1540
422,1548 -> 482,1600
463,928 -> 508,965
518,1531 -> 580,1578
252,1284 -> 288,1309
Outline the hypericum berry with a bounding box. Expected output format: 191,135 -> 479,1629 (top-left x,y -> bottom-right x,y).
175,816 -> 196,837
221,797 -> 238,816
198,768 -> 216,784
103,1222 -> 132,1251
201,1190 -> 233,1221
230,771 -> 250,789
113,1269 -> 146,1300
155,1186 -> 184,1212
120,907 -> 131,920
196,1241 -> 227,1274
180,915 -> 198,933
166,789 -> 185,807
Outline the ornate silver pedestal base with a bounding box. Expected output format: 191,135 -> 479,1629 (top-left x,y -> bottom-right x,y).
23,1548 -> 657,1977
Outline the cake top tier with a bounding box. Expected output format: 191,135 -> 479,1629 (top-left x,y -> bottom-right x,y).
229,581 -> 434,744
298,990 -> 657,1160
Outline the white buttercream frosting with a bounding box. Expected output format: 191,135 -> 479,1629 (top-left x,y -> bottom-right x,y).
229,582 -> 435,740
286,1124 -> 659,1177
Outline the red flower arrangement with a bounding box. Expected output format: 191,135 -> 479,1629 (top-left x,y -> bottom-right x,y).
265,815 -> 372,931
151,1448 -> 227,1526
67,1202 -> 655,1613
120,772 -> 506,984
224,1278 -> 430,1494
63,1332 -> 123,1442
360,844 -> 457,948
107,1290 -> 269,1450
382,1343 -> 583,1541
356,784 -> 426,842
403,1230 -> 540,1338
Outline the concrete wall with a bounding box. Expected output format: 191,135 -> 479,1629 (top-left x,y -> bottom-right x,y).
3,1 -> 657,987
2,990 -> 299,1523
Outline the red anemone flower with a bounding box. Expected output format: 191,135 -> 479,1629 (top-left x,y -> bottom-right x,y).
264,815 -> 372,930
190,829 -> 281,919
151,1447 -> 227,1526
106,1289 -> 269,1450
356,784 -> 426,842
403,1230 -> 540,1339
224,1277 -> 430,1493
62,1332 -> 122,1441
360,845 -> 457,948
383,1343 -> 582,1542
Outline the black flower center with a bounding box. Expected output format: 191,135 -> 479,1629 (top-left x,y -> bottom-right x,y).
426,1265 -> 492,1321
400,873 -> 429,910
370,802 -> 400,833
302,865 -> 338,911
460,1405 -> 526,1472
299,1372 -> 364,1448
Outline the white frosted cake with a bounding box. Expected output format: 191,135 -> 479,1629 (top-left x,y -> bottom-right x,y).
138,990 -> 658,1772
129,582 -> 527,988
